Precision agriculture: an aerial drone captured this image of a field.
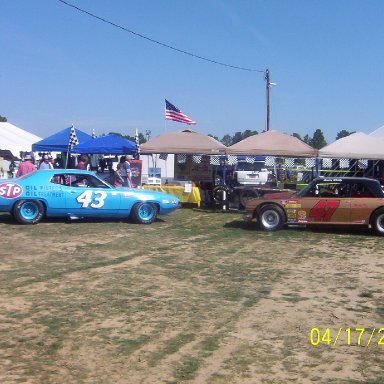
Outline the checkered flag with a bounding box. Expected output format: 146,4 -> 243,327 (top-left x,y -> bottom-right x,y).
210,156 -> 220,165
134,128 -> 140,160
284,158 -> 295,168
265,156 -> 276,166
68,125 -> 79,151
339,158 -> 350,169
322,158 -> 332,169
177,154 -> 187,163
192,155 -> 202,164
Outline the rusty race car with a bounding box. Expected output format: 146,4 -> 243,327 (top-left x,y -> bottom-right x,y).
243,177 -> 384,235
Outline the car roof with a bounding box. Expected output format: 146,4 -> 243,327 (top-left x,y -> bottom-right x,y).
314,177 -> 379,183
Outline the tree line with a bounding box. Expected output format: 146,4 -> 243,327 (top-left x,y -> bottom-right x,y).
209,128 -> 355,149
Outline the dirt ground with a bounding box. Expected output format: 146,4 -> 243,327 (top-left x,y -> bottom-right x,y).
0,208 -> 383,384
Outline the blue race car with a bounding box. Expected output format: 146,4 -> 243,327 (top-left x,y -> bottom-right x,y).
0,169 -> 179,224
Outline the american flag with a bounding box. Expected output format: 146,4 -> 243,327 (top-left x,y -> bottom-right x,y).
134,128 -> 140,160
165,99 -> 197,125
68,125 -> 79,150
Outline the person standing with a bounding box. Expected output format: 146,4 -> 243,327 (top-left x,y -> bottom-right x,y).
39,154 -> 54,170
119,155 -> 132,187
16,154 -> 36,177
76,155 -> 89,170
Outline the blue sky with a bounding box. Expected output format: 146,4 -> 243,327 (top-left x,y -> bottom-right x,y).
1,0 -> 384,144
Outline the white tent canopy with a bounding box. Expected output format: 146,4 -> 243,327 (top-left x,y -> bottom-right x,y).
369,125 -> 384,140
0,122 -> 42,157
318,132 -> 384,160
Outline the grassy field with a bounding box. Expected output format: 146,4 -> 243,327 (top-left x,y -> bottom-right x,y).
1,207 -> 384,384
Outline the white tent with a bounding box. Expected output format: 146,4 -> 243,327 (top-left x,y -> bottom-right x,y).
369,125 -> 384,140
0,122 -> 42,157
318,132 -> 384,160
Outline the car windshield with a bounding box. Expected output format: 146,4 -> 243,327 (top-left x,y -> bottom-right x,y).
236,162 -> 266,172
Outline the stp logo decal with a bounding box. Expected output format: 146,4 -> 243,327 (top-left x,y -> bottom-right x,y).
0,183 -> 23,199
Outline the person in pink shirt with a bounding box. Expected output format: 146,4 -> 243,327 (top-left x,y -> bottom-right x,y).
16,154 -> 36,177
76,155 -> 89,170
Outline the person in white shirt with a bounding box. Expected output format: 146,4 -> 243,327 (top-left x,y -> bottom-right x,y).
39,154 -> 54,170
119,155 -> 132,187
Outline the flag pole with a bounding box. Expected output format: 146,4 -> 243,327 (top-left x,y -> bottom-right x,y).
64,127 -> 71,170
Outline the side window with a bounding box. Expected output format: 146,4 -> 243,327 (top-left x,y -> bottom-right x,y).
350,183 -> 374,198
85,175 -> 110,188
51,174 -> 68,185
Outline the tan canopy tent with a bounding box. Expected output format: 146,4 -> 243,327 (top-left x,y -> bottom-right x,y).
318,132 -> 384,160
226,130 -> 317,157
140,129 -> 226,154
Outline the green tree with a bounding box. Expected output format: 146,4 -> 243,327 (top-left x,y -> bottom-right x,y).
0,115 -> 7,122
302,134 -> 311,145
292,132 -> 302,141
310,129 -> 327,149
208,133 -> 220,141
335,130 -> 354,140
221,134 -> 233,146
230,130 -> 258,145
242,129 -> 258,140
231,131 -> 244,145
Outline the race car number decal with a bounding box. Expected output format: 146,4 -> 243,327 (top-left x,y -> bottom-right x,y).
76,190 -> 107,208
309,200 -> 340,221
0,183 -> 23,199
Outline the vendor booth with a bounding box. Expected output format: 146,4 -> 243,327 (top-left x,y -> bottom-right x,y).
141,184 -> 201,207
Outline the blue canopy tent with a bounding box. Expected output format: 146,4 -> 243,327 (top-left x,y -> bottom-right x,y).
32,126 -> 93,152
71,134 -> 136,154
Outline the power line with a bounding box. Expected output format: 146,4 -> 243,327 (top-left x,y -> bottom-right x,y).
57,0 -> 264,73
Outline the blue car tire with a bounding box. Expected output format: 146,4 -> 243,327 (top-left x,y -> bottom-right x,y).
131,202 -> 158,224
13,200 -> 45,225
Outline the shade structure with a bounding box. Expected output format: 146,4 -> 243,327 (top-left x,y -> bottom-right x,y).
72,134 -> 136,154
32,126 -> 92,152
226,130 -> 317,157
318,132 -> 384,160
0,122 -> 42,155
369,125 -> 384,140
140,129 -> 226,155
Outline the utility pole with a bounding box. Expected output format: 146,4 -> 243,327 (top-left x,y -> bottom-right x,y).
265,68 -> 276,131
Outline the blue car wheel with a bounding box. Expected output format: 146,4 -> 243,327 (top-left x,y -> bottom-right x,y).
131,202 -> 158,224
13,200 -> 44,225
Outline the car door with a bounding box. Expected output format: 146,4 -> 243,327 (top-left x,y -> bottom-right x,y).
297,181 -> 351,224
63,173 -> 121,216
299,197 -> 350,224
349,182 -> 376,224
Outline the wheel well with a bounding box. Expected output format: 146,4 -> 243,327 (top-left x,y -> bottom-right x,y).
369,206 -> 384,225
254,202 -> 286,222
